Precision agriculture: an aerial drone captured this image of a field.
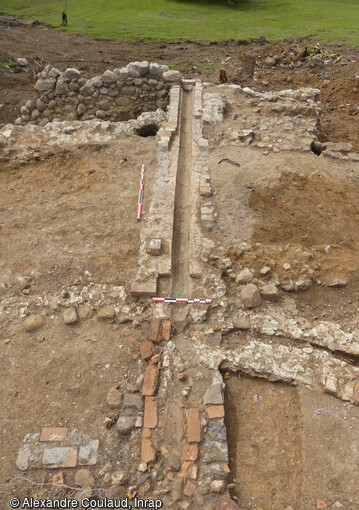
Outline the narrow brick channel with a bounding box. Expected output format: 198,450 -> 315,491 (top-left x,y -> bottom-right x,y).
171,87 -> 194,322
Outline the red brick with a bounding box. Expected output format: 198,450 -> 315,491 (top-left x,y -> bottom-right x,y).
181,444 -> 198,462
141,438 -> 156,464
184,481 -> 196,498
131,280 -> 157,297
205,405 -> 225,419
162,321 -> 171,341
144,397 -> 158,429
187,408 -> 201,443
142,365 -> 159,396
149,318 -> 162,343
140,341 -> 156,361
40,427 -> 68,442
143,428 -> 151,438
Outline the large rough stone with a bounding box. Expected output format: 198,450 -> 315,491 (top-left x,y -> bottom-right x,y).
201,463 -> 227,479
163,70 -> 182,82
102,70 -> 117,84
210,480 -> 226,493
261,284 -> 280,301
75,469 -> 95,487
63,308 -> 78,325
167,453 -> 181,471
25,99 -> 36,111
34,78 -> 55,92
149,63 -> 162,77
122,86 -> 136,95
202,441 -> 229,463
241,284 -> 262,308
208,420 -> 227,441
117,416 -> 135,435
31,109 -> 40,120
17,58 -> 29,67
234,316 -> 251,330
55,79 -> 69,95
69,81 -> 80,91
48,67 -> 61,79
326,276 -> 348,288
106,387 -> 122,408
122,393 -> 143,412
23,315 -> 44,332
16,447 -> 31,470
78,304 -> 93,320
0,135 -> 6,148
146,239 -> 162,256
237,268 -> 253,284
78,440 -> 99,466
97,305 -> 116,321
204,382 -> 224,406
135,61 -> 150,76
42,447 -> 77,468
65,68 -> 81,80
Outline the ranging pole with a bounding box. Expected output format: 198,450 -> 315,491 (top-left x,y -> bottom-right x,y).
153,297 -> 212,304
137,164 -> 145,220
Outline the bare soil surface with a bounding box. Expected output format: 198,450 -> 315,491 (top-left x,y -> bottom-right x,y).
225,374 -> 359,509
0,136 -> 157,503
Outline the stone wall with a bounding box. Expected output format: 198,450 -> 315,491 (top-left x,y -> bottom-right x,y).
17,61 -> 182,126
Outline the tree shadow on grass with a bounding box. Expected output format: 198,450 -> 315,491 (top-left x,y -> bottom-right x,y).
171,0 -> 266,11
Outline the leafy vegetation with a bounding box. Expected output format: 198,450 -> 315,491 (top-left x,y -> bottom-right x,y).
1,0 -> 359,45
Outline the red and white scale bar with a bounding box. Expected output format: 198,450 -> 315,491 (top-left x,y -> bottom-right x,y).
137,164 -> 145,220
153,297 -> 212,304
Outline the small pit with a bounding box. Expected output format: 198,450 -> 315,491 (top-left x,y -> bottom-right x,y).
136,123 -> 159,137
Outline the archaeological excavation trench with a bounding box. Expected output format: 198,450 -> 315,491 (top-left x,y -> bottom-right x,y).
3,56 -> 359,509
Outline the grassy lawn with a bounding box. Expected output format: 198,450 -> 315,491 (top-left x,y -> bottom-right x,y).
1,0 -> 359,45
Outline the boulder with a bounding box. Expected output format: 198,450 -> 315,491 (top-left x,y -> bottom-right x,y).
23,315 -> 44,332
102,70 -> 117,84
237,268 -> 253,284
241,284 -> 262,308
17,58 -> 28,67
34,78 -> 55,92
261,284 -> 280,301
65,68 -> 81,80
162,70 -> 181,82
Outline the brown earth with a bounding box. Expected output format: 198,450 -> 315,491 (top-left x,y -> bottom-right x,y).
225,374 -> 359,509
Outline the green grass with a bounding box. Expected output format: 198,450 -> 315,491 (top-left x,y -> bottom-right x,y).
2,0 -> 359,45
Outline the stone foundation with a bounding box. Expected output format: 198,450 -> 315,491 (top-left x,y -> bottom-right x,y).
16,61 -> 182,126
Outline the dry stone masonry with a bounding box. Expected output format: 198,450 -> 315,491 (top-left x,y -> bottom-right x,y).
16,61 -> 181,126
